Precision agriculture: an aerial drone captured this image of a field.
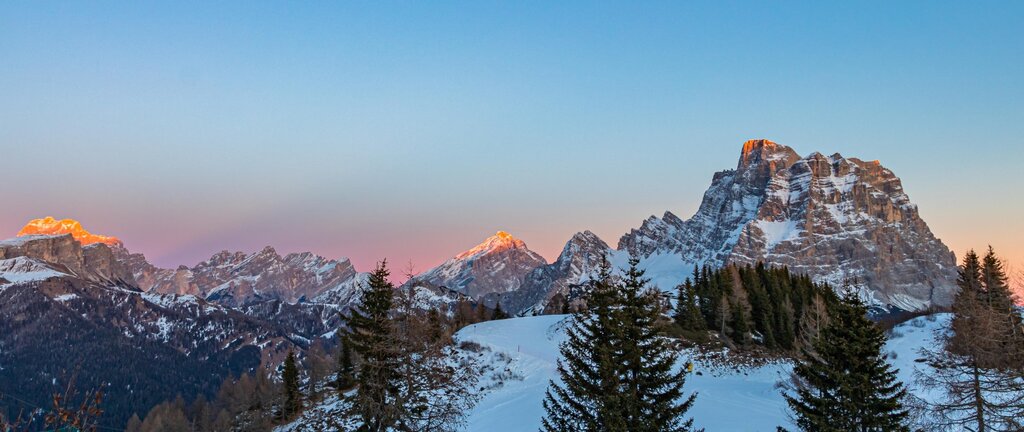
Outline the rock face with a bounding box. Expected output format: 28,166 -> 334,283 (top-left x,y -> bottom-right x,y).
618,139 -> 957,310
143,246 -> 365,307
0,234 -> 134,283
17,216 -> 122,246
0,262 -> 305,428
405,231 -> 548,298
482,230 -> 611,314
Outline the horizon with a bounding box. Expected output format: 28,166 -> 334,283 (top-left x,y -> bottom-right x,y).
2,136 -> 1018,276
3,2 -> 1023,273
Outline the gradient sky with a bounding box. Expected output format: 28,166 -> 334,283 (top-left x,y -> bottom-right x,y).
1,1 -> 1022,275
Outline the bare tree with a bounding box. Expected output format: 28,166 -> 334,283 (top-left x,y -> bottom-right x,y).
391,285 -> 480,432
0,379 -> 105,432
917,250 -> 1024,431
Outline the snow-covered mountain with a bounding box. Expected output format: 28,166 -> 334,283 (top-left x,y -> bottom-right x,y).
618,139 -> 958,311
141,246 -> 366,307
405,231 -> 548,298
0,243 -> 311,427
480,230 -> 611,315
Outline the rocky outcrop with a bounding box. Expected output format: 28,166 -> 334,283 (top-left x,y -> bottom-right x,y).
139,246 -> 365,307
482,230 -> 611,315
405,231 -> 548,299
0,234 -> 134,283
618,139 -> 957,310
17,216 -> 122,246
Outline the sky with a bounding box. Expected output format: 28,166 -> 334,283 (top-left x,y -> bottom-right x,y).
1,1 -> 1022,274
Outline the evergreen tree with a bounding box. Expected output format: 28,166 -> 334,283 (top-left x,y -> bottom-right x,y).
616,258 -> 698,432
675,278 -> 705,332
493,301 -> 509,320
784,292 -> 909,432
542,260 -> 626,432
344,261 -> 403,431
335,335 -> 355,392
542,258 -> 698,432
281,350 -> 302,419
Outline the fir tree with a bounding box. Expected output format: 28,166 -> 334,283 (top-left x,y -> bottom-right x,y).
335,335 -> 355,392
541,259 -> 626,432
344,260 -> 403,431
784,292 -> 909,432
675,278 -> 705,332
281,350 -> 302,419
493,301 -> 509,320
616,258 -> 698,432
541,258 -> 698,432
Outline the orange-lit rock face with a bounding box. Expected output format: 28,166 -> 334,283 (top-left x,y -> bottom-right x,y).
17,216 -> 122,247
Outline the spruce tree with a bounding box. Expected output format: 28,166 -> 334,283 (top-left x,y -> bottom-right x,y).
784,292 -> 909,432
282,350 -> 302,419
335,335 -> 355,392
493,301 -> 509,320
541,260 -> 627,432
616,258 -> 697,432
345,261 -> 403,431
542,258 -> 698,432
675,278 -> 705,332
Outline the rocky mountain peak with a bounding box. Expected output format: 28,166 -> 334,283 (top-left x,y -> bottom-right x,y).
616,138 -> 957,311
738,139 -> 801,170
17,216 -> 122,247
455,230 -> 530,260
407,231 -> 547,298
0,233 -> 134,283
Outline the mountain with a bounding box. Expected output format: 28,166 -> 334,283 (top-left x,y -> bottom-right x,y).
12,217 -> 369,308
0,238 -> 309,428
1,234 -> 135,284
405,231 -> 548,298
618,139 -> 957,310
480,230 -> 611,315
17,216 -> 123,247
141,246 -> 366,307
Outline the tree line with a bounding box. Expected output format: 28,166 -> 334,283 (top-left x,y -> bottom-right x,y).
674,262 -> 842,352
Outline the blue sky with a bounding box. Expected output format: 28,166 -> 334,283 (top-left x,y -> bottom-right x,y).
1,1 -> 1022,271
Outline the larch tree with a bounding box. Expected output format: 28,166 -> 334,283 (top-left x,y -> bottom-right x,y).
918,249 -> 1024,431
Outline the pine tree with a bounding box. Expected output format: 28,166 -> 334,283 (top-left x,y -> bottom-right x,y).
675,278 -> 705,332
541,259 -> 626,432
784,292 -> 909,432
493,301 -> 509,320
335,335 -> 355,392
281,350 -> 302,419
541,258 -> 698,432
616,258 -> 697,432
344,260 -> 403,431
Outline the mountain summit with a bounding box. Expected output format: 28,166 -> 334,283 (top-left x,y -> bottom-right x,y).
17,216 -> 122,247
406,231 -> 547,298
619,139 -> 957,310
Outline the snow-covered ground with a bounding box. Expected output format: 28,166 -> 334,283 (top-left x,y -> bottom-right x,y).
279,312 -> 955,431
456,313 -> 952,432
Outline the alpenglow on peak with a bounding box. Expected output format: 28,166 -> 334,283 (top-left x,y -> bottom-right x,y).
17,216 -> 122,247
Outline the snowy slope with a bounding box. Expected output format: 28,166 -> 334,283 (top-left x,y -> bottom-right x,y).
453,313 -> 956,431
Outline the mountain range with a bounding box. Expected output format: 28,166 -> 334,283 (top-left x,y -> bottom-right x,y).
0,139 -> 960,425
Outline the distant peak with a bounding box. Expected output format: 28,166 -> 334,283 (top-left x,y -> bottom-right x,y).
455,231 -> 527,260
741,139 -> 778,154
17,216 -> 122,247
737,139 -> 800,171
